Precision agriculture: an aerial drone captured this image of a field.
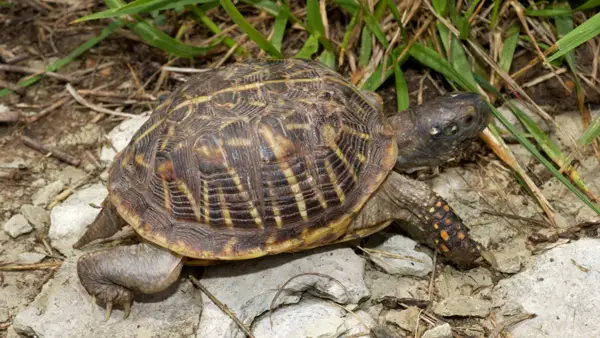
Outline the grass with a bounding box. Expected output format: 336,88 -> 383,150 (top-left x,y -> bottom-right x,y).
4,0 -> 600,218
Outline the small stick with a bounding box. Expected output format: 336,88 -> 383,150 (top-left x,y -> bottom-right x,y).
27,97 -> 71,124
160,66 -> 210,73
0,64 -> 77,83
189,276 -> 256,338
65,84 -> 139,118
0,261 -> 62,271
76,89 -> 156,101
22,135 -> 81,166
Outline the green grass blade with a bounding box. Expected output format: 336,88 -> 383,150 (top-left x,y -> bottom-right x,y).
319,50 -> 336,69
511,102 -> 596,201
76,0 -> 215,22
307,0 -> 325,37
220,0 -> 283,58
360,4 -> 389,48
296,35 -> 320,59
339,9 -> 359,57
358,26 -> 372,66
579,115 -> 600,145
0,20 -> 123,98
525,8 -> 573,17
360,45 -> 408,91
547,11 -> 600,62
104,0 -> 220,58
188,5 -> 244,55
393,64 -> 409,111
271,6 -> 289,52
492,104 -> 600,215
499,24 -> 520,73
490,0 -> 502,28
578,0 -> 600,10
243,0 -> 335,52
132,19 -> 221,57
408,42 -> 474,91
449,36 -> 477,88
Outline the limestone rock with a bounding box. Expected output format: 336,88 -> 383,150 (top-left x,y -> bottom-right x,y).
3,214 -> 33,238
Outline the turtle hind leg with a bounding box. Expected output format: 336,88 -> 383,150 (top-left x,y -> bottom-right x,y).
77,242 -> 183,320
73,198 -> 126,249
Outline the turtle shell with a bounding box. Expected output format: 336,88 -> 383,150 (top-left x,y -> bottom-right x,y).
108,59 -> 398,260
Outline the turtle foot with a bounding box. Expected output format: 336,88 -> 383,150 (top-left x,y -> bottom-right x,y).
77,252 -> 134,320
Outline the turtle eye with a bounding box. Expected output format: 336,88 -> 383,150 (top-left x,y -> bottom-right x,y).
445,123 -> 459,136
429,125 -> 442,138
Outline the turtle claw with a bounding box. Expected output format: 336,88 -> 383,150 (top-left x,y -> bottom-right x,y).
123,300 -> 132,319
105,301 -> 113,321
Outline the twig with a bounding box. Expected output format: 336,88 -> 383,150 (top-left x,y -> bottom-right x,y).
189,275 -> 256,338
65,84 -> 139,118
481,210 -> 551,227
22,135 -> 81,166
0,64 -> 77,83
0,261 -> 62,271
160,66 -> 211,73
27,97 -> 71,124
76,89 -> 156,101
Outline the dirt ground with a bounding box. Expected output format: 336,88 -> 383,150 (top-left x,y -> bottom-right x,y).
1,2 -> 600,338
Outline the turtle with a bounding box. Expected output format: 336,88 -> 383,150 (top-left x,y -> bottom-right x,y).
73,58 -> 493,320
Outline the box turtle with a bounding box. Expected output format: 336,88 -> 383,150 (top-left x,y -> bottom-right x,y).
74,59 -> 493,319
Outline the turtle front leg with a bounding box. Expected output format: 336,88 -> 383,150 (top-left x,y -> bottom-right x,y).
77,242 -> 183,320
366,171 -> 495,268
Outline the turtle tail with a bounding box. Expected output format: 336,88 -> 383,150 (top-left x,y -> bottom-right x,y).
73,198 -> 126,249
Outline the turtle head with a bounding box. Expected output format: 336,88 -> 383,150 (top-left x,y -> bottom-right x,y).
387,92 -> 492,171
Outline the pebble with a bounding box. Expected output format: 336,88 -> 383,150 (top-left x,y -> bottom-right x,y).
422,323 -> 453,338
16,252 -> 46,264
3,214 -> 33,238
384,307 -> 421,331
58,166 -> 87,186
32,180 -> 64,207
433,296 -> 491,318
365,233 -> 433,277
20,204 -> 50,230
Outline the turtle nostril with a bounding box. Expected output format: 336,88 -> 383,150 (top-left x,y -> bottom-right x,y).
464,114 -> 474,125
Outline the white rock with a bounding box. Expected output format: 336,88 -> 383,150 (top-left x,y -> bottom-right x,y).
365,233 -> 433,277
433,296 -> 491,318
32,180 -> 64,207
59,166 -> 88,186
252,298 -> 374,338
384,307 -> 421,331
196,247 -> 369,338
57,124 -> 103,147
3,214 -> 33,238
494,238 -> 600,337
13,255 -> 202,338
365,269 -> 428,301
100,115 -> 149,162
16,252 -> 46,264
436,266 -> 493,298
20,204 -> 50,230
30,178 -> 46,188
422,323 -> 453,338
0,306 -> 9,323
49,183 -> 107,256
